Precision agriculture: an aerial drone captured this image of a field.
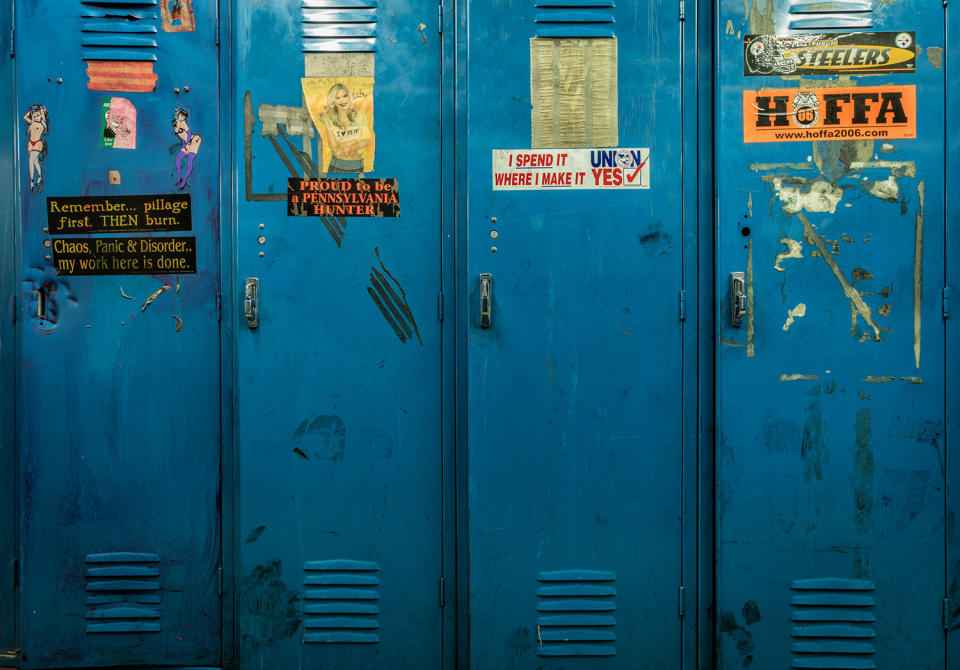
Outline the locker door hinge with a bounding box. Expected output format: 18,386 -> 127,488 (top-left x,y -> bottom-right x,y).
439,577 -> 445,608
943,287 -> 951,319
215,17 -> 220,46
217,566 -> 223,596
438,3 -> 443,33
679,0 -> 685,21
944,597 -> 951,630
215,292 -> 222,322
678,584 -> 686,617
679,290 -> 687,321
437,291 -> 444,322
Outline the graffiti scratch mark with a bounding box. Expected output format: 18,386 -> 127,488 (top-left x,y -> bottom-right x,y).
367,248 -> 423,346
914,182 -> 924,368
774,237 -> 803,271
746,240 -> 755,357
141,284 -> 171,312
797,212 -> 880,342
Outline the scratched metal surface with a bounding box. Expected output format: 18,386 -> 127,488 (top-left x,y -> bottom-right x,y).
463,1 -> 688,667
15,0 -> 222,666
0,1 -> 17,659
716,1 -> 947,668
232,1 -> 445,668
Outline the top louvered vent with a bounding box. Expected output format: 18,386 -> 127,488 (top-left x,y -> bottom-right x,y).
81,1 -> 159,61
535,0 -> 615,38
787,0 -> 872,31
302,0 -> 377,53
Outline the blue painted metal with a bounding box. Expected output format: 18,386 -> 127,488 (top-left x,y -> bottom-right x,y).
0,0 -> 18,662
462,0 -> 692,666
14,0 -> 222,666
715,2 -> 949,670
232,0 -> 447,666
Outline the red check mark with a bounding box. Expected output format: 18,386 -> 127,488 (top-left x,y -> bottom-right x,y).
627,158 -> 648,183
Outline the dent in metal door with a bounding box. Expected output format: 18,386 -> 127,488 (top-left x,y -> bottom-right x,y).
716,1 -> 948,667
464,0 -> 689,667
233,0 -> 445,667
14,0 -> 222,666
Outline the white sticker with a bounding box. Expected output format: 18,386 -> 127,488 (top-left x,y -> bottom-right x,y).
492,148 -> 650,191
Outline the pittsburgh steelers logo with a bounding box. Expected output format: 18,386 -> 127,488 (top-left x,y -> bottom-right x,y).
895,32 -> 913,49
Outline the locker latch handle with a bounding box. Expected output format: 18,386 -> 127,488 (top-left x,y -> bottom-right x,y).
479,273 -> 492,329
729,271 -> 746,328
244,277 -> 260,329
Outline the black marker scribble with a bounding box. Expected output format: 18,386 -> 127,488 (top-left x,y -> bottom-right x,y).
366,247 -> 422,345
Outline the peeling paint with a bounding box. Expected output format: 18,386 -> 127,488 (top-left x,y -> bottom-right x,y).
927,46 -> 943,70
119,286 -> 133,300
782,303 -> 806,331
779,373 -> 818,381
863,376 -> 894,383
877,304 -> 891,316
141,284 -> 171,312
725,19 -> 735,35
172,315 -> 183,332
771,177 -> 843,214
746,239 -> 755,358
798,213 -> 880,341
748,0 -> 774,34
866,176 -> 899,202
848,160 -> 916,178
747,192 -> 753,217
749,162 -> 813,171
774,238 -> 803,271
900,377 -> 923,384
914,182 -> 924,368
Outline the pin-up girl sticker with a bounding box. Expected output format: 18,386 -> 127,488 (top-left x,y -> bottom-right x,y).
23,104 -> 49,192
172,107 -> 201,190
302,77 -> 376,174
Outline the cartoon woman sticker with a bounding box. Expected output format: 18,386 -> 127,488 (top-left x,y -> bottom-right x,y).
172,107 -> 201,190
23,104 -> 48,192
320,83 -> 373,173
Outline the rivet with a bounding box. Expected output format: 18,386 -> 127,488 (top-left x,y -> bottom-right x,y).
42,239 -> 52,248
258,251 -> 265,257
491,246 -> 498,253
490,216 -> 498,223
183,85 -> 190,93
44,254 -> 51,261
490,230 -> 499,239
174,87 -> 181,95
257,236 -> 266,245
56,77 -> 63,84
258,223 -> 264,229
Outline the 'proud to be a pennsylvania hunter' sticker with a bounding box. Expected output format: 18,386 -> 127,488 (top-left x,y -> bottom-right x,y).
744,31 -> 916,76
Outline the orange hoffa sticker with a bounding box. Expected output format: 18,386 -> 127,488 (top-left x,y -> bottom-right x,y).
743,85 -> 916,143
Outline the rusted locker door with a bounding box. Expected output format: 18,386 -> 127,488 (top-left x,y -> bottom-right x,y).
232,1 -> 446,667
715,1 -> 948,668
15,0 -> 222,667
463,0 -> 693,667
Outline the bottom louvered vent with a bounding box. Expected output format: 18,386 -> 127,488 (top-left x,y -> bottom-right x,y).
85,552 -> 162,634
536,569 -> 616,657
303,560 -> 380,644
791,578 -> 876,669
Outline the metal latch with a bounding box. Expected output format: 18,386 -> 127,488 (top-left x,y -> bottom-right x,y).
729,272 -> 746,328
479,273 -> 492,329
244,277 -> 260,329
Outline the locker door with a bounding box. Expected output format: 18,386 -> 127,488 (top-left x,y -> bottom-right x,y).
463,2 -> 689,667
232,1 -> 446,667
15,0 -> 222,667
715,2 -> 948,668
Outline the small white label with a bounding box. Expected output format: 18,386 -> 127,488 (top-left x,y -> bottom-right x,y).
492,148 -> 650,191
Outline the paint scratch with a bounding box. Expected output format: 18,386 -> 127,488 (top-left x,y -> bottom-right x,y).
863,376 -> 894,383
782,303 -> 806,331
774,238 -> 803,271
120,286 -> 133,300
780,373 -> 818,381
914,182 -> 924,368
901,376 -> 923,384
171,315 -> 183,332
797,212 -> 880,341
746,239 -> 755,357
141,284 -> 171,312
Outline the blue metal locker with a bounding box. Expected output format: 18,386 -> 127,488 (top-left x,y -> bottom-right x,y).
459,0 -> 698,666
230,1 -> 450,667
12,0 -> 223,666
714,1 -> 952,668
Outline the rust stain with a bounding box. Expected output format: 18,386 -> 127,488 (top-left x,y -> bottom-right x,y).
746,239 -> 755,357
914,181 -> 924,368
797,212 -> 880,341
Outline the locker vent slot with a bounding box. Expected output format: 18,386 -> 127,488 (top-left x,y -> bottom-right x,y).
81,1 -> 160,61
530,37 -> 618,148
534,0 -> 615,38
302,0 -> 378,53
790,578 -> 876,669
536,570 -> 616,657
84,552 -> 162,634
786,0 -> 872,31
303,560 -> 381,644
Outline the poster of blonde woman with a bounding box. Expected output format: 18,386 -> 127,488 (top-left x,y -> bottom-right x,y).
302,77 -> 375,174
